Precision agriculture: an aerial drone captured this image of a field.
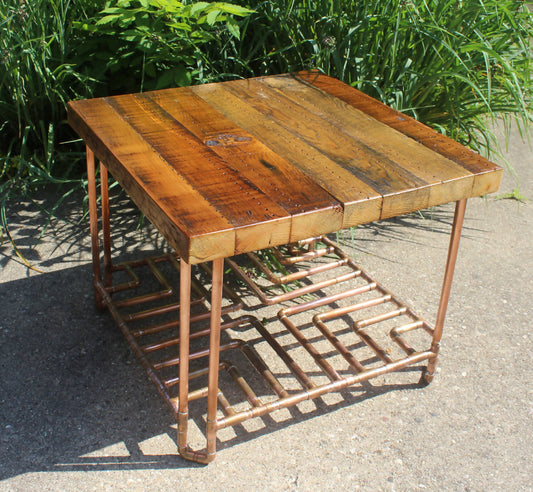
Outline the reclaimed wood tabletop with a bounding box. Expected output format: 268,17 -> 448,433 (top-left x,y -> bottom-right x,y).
68,71 -> 502,264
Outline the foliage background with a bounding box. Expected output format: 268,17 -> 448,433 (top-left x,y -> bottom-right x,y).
1,0 -> 532,252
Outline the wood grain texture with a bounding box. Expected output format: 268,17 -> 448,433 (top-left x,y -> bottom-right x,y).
191,82 -> 384,227
104,93 -> 296,257
143,88 -> 344,241
69,72 -> 502,262
68,97 -> 236,262
295,70 -> 503,198
227,77 -> 476,222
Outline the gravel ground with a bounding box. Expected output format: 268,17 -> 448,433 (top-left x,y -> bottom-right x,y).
0,123 -> 531,491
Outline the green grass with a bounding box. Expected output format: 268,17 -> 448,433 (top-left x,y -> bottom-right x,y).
0,0 -> 97,172
223,0 -> 533,157
0,0 -> 100,261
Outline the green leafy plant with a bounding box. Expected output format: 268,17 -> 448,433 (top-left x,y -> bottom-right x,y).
1,0 -> 532,271
495,187 -> 529,203
0,0 -> 253,267
74,0 -> 254,93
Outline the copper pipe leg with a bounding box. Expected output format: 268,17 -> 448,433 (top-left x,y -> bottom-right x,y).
423,199 -> 467,384
100,163 -> 113,287
206,257 -> 224,461
86,146 -> 103,310
177,259 -> 191,457
177,258 -> 224,464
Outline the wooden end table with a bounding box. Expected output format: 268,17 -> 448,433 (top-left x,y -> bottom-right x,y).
68,71 -> 502,463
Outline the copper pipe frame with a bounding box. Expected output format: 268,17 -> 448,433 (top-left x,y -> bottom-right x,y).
228,219 -> 466,387
86,146 -> 468,463
274,268 -> 433,383
422,198 -> 467,384
177,257 -> 225,463
86,146 -> 103,310
211,316 -> 433,431
85,151 -> 245,463
226,236 -> 364,305
198,206 -> 467,431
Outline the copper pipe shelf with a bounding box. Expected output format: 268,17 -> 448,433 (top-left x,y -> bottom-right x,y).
86,157 -> 466,463
97,237 -> 441,454
228,237 -> 436,392
226,236 -> 364,305
94,253 -> 244,415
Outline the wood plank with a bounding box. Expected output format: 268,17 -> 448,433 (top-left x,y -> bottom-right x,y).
259,76 -> 474,184
240,76 -> 476,218
143,88 -> 344,241
103,93 -> 293,256
295,71 -> 503,197
105,94 -> 289,226
68,98 -> 235,263
227,78 -> 427,194
191,82 -> 383,228
70,71 -> 502,261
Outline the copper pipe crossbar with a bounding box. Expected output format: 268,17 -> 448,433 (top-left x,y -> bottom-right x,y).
226,236 -> 364,305
86,154 -> 467,464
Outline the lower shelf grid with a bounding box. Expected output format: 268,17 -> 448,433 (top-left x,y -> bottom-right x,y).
97,237 -> 437,446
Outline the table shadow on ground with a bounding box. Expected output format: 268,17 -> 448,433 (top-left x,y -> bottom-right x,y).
1,188 -> 494,476
0,264 -> 429,478
0,188 -> 167,274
